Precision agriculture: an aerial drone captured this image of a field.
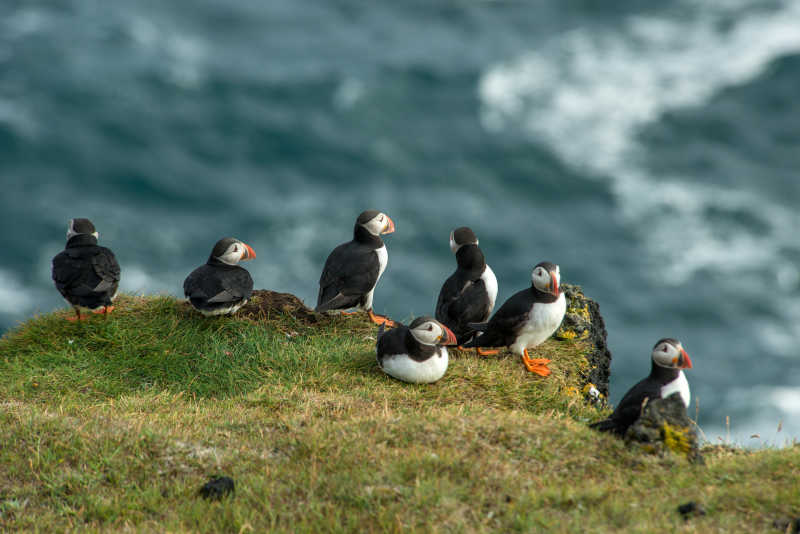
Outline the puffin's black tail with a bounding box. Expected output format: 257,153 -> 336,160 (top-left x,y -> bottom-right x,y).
589,418 -> 620,434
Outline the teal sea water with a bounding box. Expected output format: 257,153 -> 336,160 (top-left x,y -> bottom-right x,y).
1,0 -> 799,445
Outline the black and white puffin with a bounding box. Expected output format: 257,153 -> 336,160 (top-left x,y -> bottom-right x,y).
590,338 -> 693,435
315,210 -> 396,326
463,261 -> 565,376
51,218 -> 121,321
435,227 -> 498,354
376,316 -> 457,384
183,237 -> 256,316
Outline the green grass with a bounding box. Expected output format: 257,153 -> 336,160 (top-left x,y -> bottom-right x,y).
1,295 -> 798,533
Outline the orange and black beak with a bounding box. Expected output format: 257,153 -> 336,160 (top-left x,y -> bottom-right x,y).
241,243 -> 256,260
550,270 -> 559,297
382,216 -> 396,235
678,348 -> 692,369
439,325 -> 458,345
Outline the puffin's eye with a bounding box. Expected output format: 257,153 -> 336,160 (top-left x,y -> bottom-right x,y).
233,246 -> 238,252
427,325 -> 433,331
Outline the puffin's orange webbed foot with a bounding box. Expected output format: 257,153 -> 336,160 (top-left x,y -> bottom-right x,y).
368,310 -> 397,328
476,348 -> 500,356
522,349 -> 551,376
93,305 -> 115,315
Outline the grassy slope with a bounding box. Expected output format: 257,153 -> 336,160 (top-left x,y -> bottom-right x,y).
0,295 -> 798,533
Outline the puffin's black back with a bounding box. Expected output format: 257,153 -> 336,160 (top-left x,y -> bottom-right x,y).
316,240 -> 381,311
435,244 -> 490,343
52,234 -> 121,309
183,262 -> 253,311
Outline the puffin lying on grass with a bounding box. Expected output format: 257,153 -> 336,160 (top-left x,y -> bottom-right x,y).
590,338 -> 693,435
315,210 -> 396,326
435,226 -> 498,356
463,262 -> 565,376
183,237 -> 256,316
52,218 -> 121,321
376,316 -> 457,384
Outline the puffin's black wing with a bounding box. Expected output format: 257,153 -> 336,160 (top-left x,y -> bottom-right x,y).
184,265 -> 253,306
435,274 -> 489,341
316,241 -> 379,311
463,288 -> 532,348
590,377 -> 661,435
375,322 -> 408,366
52,250 -> 84,299
90,246 -> 121,294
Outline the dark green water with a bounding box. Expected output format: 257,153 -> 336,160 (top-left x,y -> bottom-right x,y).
1,0 -> 799,444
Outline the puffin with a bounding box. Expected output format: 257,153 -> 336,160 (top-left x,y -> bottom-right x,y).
51,218 -> 121,321
376,316 -> 458,384
315,210 -> 396,326
183,237 -> 256,316
463,261 -> 565,376
435,226 -> 498,354
590,338 -> 693,436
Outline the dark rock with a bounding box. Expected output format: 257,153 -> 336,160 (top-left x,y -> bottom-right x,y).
625,393 -> 703,463
555,283 -> 612,403
677,501 -> 706,520
773,517 -> 800,533
198,476 -> 235,500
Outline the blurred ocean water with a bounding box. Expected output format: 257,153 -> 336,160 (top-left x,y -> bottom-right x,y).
1,0 -> 799,445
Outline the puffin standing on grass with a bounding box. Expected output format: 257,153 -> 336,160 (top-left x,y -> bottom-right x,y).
315,210 -> 396,326
376,316 -> 458,384
52,218 -> 121,321
435,227 -> 498,354
463,261 -> 565,376
183,237 -> 256,316
590,338 -> 693,436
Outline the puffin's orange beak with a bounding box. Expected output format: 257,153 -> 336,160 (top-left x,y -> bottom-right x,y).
440,325 -> 458,345
382,216 -> 396,235
679,349 -> 692,369
242,243 -> 256,260
550,271 -> 559,297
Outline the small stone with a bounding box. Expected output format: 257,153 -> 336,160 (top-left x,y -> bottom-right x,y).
677,501 -> 706,520
198,476 -> 235,500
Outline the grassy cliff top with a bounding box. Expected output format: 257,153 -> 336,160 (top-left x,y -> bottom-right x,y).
1,294 -> 798,532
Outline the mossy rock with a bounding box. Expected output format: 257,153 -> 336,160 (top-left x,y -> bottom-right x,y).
625,393 -> 703,463
555,283 -> 612,404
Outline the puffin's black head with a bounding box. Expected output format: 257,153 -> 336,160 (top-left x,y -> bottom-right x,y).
651,338 -> 692,369
209,237 -> 256,266
67,218 -> 98,241
531,261 -> 560,297
356,210 -> 395,237
408,316 -> 458,346
449,227 -> 478,254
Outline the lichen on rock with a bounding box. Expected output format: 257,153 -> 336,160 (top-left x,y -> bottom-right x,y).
625,393 -> 703,463
555,283 -> 612,404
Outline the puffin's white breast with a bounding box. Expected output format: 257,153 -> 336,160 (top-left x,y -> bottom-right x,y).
375,245 -> 388,281
510,293 -> 566,355
481,264 -> 498,312
379,348 -> 448,384
661,370 -> 691,408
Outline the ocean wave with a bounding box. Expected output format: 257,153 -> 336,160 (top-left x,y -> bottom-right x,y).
478,0 -> 800,285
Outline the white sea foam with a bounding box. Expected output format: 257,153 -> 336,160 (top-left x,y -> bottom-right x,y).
0,270 -> 37,315
126,15 -> 207,88
478,0 -> 800,284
